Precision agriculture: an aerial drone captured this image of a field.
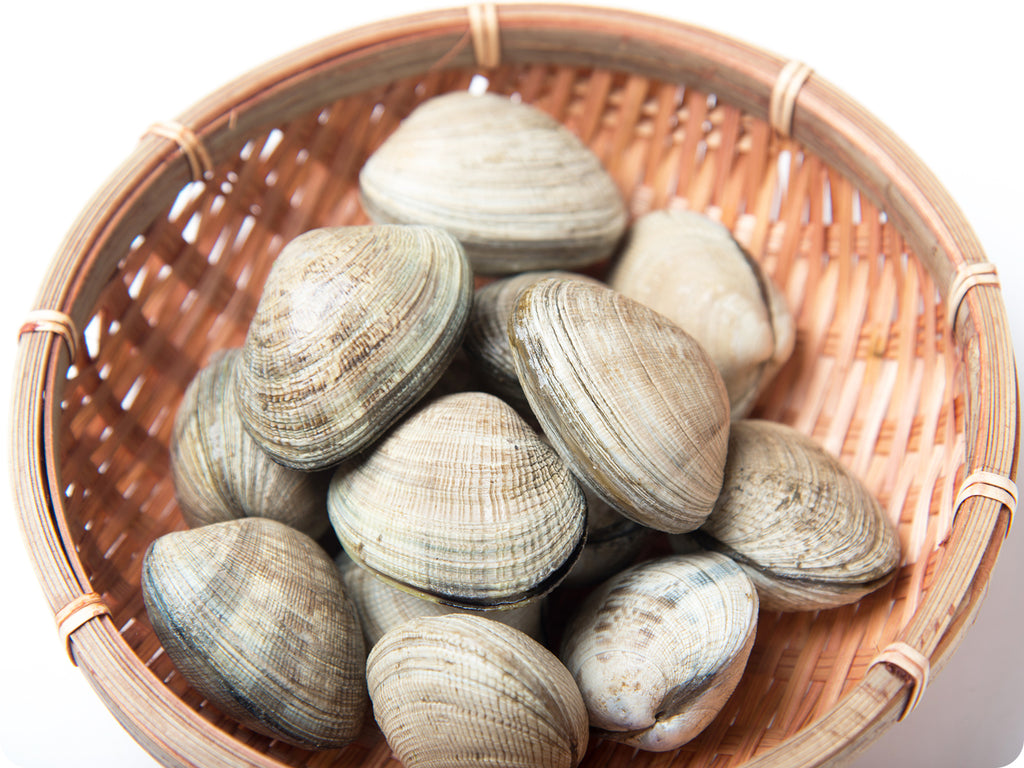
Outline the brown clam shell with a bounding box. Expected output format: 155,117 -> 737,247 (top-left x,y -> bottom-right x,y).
697,419 -> 902,611
141,518 -> 367,749
170,348 -> 329,539
509,278 -> 731,533
234,224 -> 472,470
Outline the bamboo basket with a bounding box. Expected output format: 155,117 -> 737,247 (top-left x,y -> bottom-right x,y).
10,4 -> 1019,767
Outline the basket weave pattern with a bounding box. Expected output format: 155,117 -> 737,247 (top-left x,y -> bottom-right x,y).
12,6 -> 1017,768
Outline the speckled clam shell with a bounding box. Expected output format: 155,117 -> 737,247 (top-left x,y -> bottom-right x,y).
697,419 -> 902,611
341,561 -> 544,647
562,486 -> 649,588
170,348 -> 329,539
464,270 -> 603,406
367,614 -> 589,768
509,278 -> 731,533
328,391 -> 587,608
235,224 -> 472,470
141,518 -> 367,749
359,92 -> 628,274
609,210 -> 795,418
560,553 -> 758,751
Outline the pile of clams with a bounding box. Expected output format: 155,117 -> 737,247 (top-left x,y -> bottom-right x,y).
146,89 -> 902,765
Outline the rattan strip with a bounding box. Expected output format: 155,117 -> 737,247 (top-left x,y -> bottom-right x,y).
954,470 -> 1017,535
144,121 -> 214,182
55,592 -> 111,665
468,3 -> 501,68
769,61 -> 812,137
868,642 -> 930,721
18,309 -> 78,361
946,262 -> 1000,331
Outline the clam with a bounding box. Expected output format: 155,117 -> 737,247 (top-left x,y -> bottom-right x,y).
562,486 -> 650,588
609,210 -> 795,417
696,419 -> 901,611
464,270 -> 603,406
328,391 -> 587,608
234,224 -> 472,470
341,561 -> 544,646
367,613 -> 589,768
359,91 -> 628,274
170,348 -> 329,539
509,277 -> 730,533
560,552 -> 758,751
141,517 -> 367,749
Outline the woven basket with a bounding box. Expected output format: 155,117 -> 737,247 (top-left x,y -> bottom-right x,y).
11,4 -> 1019,767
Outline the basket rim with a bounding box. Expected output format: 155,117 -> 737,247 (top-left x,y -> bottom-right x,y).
9,4 -> 1019,768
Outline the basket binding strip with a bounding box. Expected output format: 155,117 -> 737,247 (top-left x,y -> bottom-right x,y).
9,5 -> 1018,768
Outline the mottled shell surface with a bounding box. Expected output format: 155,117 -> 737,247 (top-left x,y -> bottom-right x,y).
698,419 -> 902,611
464,270 -> 602,405
359,92 -> 628,274
562,486 -> 649,588
141,518 -> 367,749
560,553 -> 758,751
341,561 -> 544,646
509,278 -> 730,533
609,210 -> 795,417
170,348 -> 329,539
367,614 -> 589,768
235,225 -> 472,470
328,391 -> 587,608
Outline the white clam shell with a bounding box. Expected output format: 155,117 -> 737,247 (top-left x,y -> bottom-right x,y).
509,278 -> 730,533
560,552 -> 758,751
235,224 -> 471,470
328,391 -> 587,608
697,419 -> 902,611
609,210 -> 795,417
360,92 -> 628,274
170,348 -> 329,539
141,518 -> 367,749
367,614 -> 589,768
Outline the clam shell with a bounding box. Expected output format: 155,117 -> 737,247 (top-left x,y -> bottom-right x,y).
359,92 -> 628,274
170,348 -> 329,539
562,486 -> 649,588
367,613 -> 589,768
509,278 -> 731,533
141,518 -> 367,749
234,224 -> 472,470
341,561 -> 544,646
609,210 -> 795,417
328,391 -> 587,608
560,552 -> 758,751
697,419 -> 902,611
464,270 -> 603,406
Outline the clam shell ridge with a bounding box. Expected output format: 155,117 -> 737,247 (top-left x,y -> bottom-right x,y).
560,552 -> 758,751
509,278 -> 731,533
698,419 -> 902,611
341,561 -> 545,647
235,224 -> 472,470
328,391 -> 587,608
464,270 -> 603,405
141,518 -> 367,749
367,614 -> 589,768
359,91 -> 628,274
609,209 -> 794,418
170,348 -> 329,539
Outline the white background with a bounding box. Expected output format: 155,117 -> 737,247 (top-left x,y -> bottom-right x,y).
1,2 -> 1021,767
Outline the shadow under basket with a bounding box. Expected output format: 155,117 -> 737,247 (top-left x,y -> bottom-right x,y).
11,5 -> 1020,768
